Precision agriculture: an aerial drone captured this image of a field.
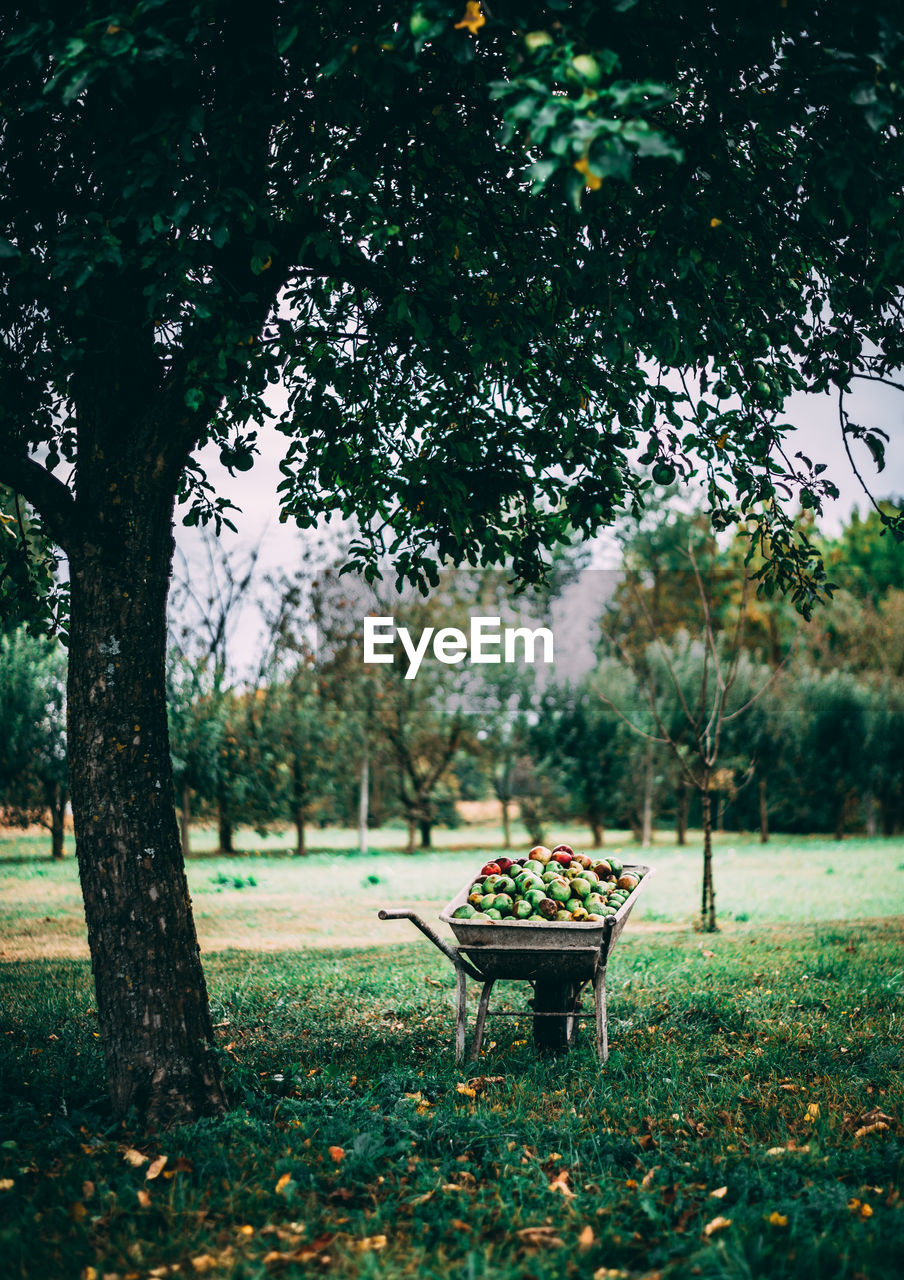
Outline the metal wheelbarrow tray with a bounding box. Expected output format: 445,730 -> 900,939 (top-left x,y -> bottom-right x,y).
379,861 -> 655,1063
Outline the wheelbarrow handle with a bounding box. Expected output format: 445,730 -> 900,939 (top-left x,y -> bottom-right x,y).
378,908 -> 481,978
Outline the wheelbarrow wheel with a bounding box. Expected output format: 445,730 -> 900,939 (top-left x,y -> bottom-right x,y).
532,979 -> 580,1053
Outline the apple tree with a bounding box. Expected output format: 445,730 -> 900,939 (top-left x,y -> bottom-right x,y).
2,1 -> 904,1124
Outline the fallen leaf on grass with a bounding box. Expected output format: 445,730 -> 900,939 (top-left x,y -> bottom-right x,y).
455,1083 -> 476,1099
275,1173 -> 293,1194
855,1121 -> 889,1139
641,1167 -> 659,1189
82,1180 -> 95,1199
466,1075 -> 505,1094
355,1236 -> 387,1252
767,1212 -> 788,1227
516,1226 -> 565,1248
709,1186 -> 727,1199
703,1216 -> 732,1237
594,1269 -> 629,1279
702,950 -> 714,958
408,1190 -> 435,1207
0,1179 -> 14,1191
803,1103 -> 820,1124
578,1225 -> 595,1250
146,1155 -> 168,1180
191,1256 -> 218,1273
328,1146 -> 345,1164
122,1148 -> 148,1168
548,1169 -> 574,1198
136,1189 -> 151,1208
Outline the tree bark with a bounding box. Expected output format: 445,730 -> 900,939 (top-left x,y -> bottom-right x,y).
358,741 -> 369,856
759,777 -> 769,844
676,779 -> 689,846
418,816 -> 432,849
180,780 -> 192,859
501,798 -> 511,849
294,806 -> 306,857
700,785 -> 716,932
67,497 -> 225,1127
405,817 -> 416,854
641,743 -> 654,849
50,780 -> 66,859
590,818 -> 603,848
217,806 -> 234,854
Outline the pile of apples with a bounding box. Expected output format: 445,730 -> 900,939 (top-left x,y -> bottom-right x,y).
451,844 -> 643,925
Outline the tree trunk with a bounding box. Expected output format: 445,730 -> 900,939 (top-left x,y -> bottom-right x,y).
676,779 -> 689,846
590,818 -> 603,848
759,777 -> 769,844
641,744 -> 654,849
864,793 -> 878,839
50,780 -> 66,860
358,742 -> 369,857
180,780 -> 192,859
700,785 -> 716,932
67,500 -> 225,1127
716,792 -> 725,833
218,805 -> 234,854
419,816 -> 432,849
501,798 -> 511,849
405,817 -> 416,854
294,807 -> 306,857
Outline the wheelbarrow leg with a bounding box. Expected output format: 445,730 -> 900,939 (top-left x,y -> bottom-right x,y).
594,967 -> 608,1063
470,980 -> 496,1062
455,968 -> 468,1063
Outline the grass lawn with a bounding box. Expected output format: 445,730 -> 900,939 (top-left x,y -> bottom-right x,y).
0,828 -> 902,1278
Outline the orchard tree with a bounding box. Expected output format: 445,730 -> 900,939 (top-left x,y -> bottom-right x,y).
3,2 -> 904,1124
0,628 -> 68,857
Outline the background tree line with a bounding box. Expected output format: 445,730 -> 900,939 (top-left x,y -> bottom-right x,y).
3,497 -> 901,858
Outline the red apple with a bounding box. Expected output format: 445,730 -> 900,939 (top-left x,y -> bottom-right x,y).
529,845 -> 552,864
480,862 -> 501,877
552,850 -> 572,868
496,857 -> 515,873
551,844 -> 574,858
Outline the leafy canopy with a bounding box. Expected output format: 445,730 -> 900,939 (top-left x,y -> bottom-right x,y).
1,2 -> 902,615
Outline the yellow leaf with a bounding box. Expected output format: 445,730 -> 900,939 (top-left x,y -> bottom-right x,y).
70,1201 -> 87,1222
356,1235 -> 387,1252
83,1269 -> 99,1280
855,1121 -> 889,1139
238,1226 -> 254,1238
260,256 -> 272,271
716,432 -> 729,449
123,1148 -> 148,1167
767,1212 -> 788,1227
578,1225 -> 595,1249
848,1198 -> 861,1212
548,1170 -> 574,1198
275,1173 -> 292,1194
454,2 -> 486,34
146,1155 -> 168,1180
710,217 -> 722,227
703,1215 -> 732,1236
137,1188 -> 151,1208
709,1186 -> 728,1199
516,1226 -> 565,1248
328,1145 -> 346,1164
0,1179 -> 14,1191
573,156 -> 603,190
456,1083 -> 476,1099
804,1103 -> 820,1123
860,1203 -> 873,1218
191,1256 -> 218,1273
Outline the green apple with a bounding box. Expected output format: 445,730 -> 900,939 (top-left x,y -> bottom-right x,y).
554,910 -> 573,922
485,908 -> 503,920
526,888 -> 547,910
513,899 -> 533,919
571,877 -> 592,898
523,859 -> 545,875
493,893 -> 513,916
478,893 -> 497,911
548,878 -> 571,902
565,897 -> 582,914
453,904 -> 476,919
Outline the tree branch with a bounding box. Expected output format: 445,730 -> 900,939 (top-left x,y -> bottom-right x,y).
0,453 -> 80,552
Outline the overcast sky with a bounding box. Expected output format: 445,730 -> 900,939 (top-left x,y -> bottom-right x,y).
173,376 -> 903,674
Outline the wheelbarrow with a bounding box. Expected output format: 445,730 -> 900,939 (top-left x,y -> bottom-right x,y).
379,861 -> 654,1062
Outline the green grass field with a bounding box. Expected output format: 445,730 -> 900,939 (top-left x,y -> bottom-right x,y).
0,827 -> 902,1279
